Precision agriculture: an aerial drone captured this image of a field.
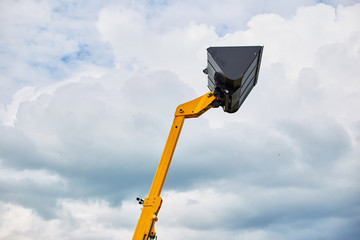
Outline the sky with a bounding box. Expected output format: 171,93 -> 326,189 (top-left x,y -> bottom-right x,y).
0,0 -> 360,239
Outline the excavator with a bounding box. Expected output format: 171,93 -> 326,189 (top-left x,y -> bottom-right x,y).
132,46 -> 263,239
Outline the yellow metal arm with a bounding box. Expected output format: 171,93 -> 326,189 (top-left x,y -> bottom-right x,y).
132,92 -> 217,240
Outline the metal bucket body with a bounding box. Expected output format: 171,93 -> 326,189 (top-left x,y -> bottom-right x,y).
206,46 -> 263,113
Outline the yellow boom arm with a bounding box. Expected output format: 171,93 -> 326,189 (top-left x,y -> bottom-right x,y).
132,92 -> 217,240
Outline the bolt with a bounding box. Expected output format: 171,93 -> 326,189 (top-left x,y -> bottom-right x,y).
208,93 -> 213,97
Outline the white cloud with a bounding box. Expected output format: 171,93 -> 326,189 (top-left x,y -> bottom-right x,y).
0,199 -> 137,239
155,186 -> 359,240
0,65 -> 107,127
0,0 -> 114,109
97,7 -> 218,93
0,166 -> 65,186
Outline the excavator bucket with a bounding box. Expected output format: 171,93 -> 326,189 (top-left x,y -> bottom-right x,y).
205,46 -> 263,113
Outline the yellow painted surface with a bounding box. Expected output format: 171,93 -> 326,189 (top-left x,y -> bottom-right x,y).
132,92 -> 216,239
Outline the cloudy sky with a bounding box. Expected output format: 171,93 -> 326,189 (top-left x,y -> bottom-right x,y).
1,0 -> 360,239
